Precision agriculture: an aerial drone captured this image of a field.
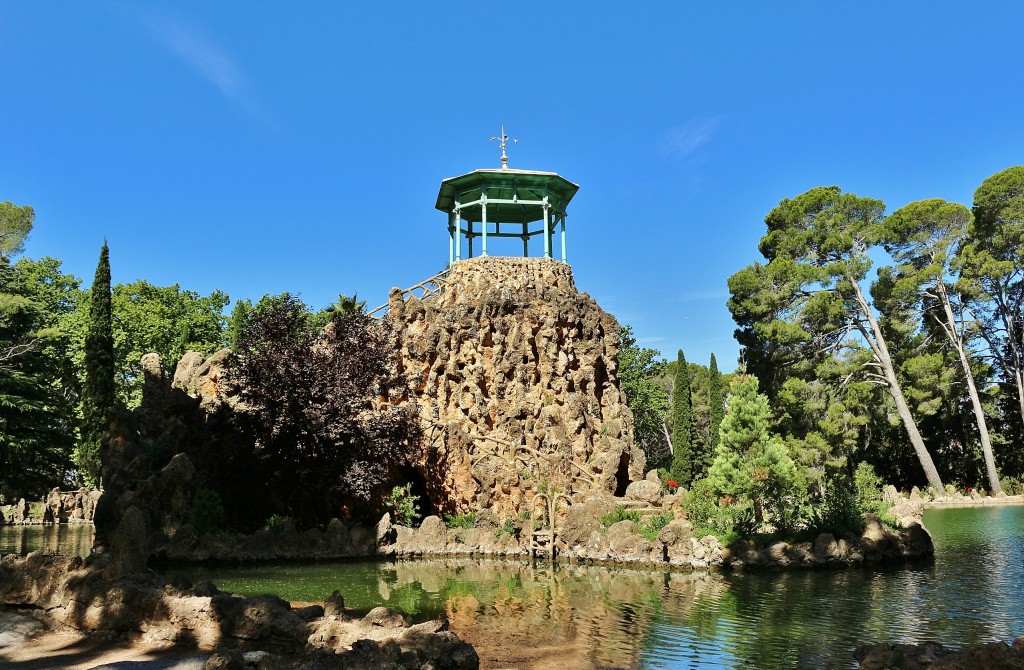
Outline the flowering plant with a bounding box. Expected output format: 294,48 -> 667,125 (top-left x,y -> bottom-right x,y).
667,480 -> 678,492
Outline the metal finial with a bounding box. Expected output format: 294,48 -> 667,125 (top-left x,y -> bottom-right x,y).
489,125 -> 518,169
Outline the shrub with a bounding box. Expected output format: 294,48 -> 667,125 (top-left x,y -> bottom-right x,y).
444,512 -> 476,529
495,518 -> 517,539
638,513 -> 674,542
815,475 -> 862,535
600,505 -> 643,528
262,513 -> 296,534
853,462 -> 892,519
188,488 -> 226,535
387,483 -> 421,527
1001,476 -> 1024,496
685,478 -> 753,541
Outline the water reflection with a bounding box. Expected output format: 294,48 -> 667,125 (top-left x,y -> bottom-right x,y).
0,524 -> 93,557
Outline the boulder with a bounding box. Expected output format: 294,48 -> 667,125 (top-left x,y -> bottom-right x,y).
606,520 -> 651,561
324,590 -> 345,618
813,533 -> 840,561
625,480 -> 662,505
104,506 -> 149,578
417,516 -> 448,551
375,513 -> 396,547
559,506 -> 601,550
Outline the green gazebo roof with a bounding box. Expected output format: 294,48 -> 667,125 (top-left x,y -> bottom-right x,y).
435,168 -> 579,224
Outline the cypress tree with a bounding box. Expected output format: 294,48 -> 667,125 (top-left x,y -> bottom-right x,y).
707,353 -> 724,465
670,349 -> 694,486
78,242 -> 116,487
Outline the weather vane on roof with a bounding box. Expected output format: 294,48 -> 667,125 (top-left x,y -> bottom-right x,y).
490,125 -> 518,170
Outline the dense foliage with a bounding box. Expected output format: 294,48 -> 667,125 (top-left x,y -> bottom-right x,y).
79,243 -> 116,487
669,350 -> 694,485
228,294 -> 422,523
0,257 -> 78,498
617,326 -> 669,468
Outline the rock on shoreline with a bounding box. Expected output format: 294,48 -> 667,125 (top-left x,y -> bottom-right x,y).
856,638 -> 1024,669
0,551 -> 478,670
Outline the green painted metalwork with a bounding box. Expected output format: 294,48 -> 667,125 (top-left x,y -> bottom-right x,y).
436,167 -> 578,264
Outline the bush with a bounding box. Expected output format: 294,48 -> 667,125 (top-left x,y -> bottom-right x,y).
495,518 -> 517,539
444,512 -> 476,529
815,475 -> 862,535
188,488 -> 226,535
387,483 -> 421,527
638,513 -> 674,542
1001,476 -> 1024,496
262,513 -> 296,534
600,505 -> 643,528
684,478 -> 753,541
853,462 -> 891,519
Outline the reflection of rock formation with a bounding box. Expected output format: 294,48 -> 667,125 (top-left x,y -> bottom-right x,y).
370,559 -> 729,670
386,257 -> 644,518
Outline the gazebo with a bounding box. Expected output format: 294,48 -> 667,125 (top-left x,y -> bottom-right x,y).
435,136 -> 579,265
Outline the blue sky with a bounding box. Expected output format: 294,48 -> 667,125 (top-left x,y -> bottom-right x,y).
4,2 -> 1023,371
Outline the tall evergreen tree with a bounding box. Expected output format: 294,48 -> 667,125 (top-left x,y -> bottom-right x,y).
670,349 -> 694,486
707,353 -> 724,461
78,242 -> 115,486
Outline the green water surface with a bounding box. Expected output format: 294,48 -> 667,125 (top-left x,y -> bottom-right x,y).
4,506 -> 1022,669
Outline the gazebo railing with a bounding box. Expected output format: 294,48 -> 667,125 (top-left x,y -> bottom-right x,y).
368,269 -> 450,319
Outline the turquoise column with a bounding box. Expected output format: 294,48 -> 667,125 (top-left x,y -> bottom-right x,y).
467,221 -> 473,258
542,198 -> 551,258
560,214 -> 567,263
454,206 -> 462,261
481,195 -> 488,257
522,223 -> 528,256
448,212 -> 455,266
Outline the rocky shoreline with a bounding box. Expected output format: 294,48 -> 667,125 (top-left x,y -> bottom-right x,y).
0,550 -> 478,670
856,638 -> 1024,669
0,488 -> 99,526
150,491 -> 934,573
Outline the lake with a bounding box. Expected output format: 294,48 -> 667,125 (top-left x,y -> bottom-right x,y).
4,506 -> 1023,669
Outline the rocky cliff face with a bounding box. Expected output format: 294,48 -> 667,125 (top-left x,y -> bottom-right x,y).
385,257 -> 645,518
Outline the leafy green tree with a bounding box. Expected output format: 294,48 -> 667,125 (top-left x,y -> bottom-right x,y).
79,243 -> 116,486
0,202 -> 34,259
107,280 -> 228,406
728,186 -> 944,490
669,349 -> 694,486
881,199 -> 1001,492
226,299 -> 253,350
617,325 -> 669,468
0,258 -> 79,497
958,166 -> 1024,431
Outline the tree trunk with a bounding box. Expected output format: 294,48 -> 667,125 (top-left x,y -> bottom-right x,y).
851,280 -> 945,491
937,284 -> 1001,494
994,289 -> 1024,429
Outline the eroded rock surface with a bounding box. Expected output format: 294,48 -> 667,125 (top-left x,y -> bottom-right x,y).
386,257 -> 644,518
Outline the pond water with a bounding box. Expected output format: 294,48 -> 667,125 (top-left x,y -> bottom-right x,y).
0,523 -> 93,557
4,507 -> 1022,669
161,505 -> 1024,670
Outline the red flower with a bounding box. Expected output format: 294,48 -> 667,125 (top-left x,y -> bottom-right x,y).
667,480 -> 678,488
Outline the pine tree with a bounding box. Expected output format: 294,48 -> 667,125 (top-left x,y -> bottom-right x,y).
78,242 -> 115,486
707,353 -> 724,461
670,349 -> 694,486
708,375 -> 801,531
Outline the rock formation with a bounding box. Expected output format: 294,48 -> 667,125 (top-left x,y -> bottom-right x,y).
385,257 -> 644,518
0,551 -> 478,669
